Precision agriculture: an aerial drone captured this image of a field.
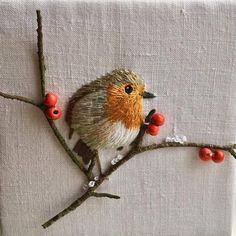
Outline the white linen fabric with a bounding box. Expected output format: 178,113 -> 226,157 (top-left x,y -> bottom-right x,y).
0,0 -> 236,235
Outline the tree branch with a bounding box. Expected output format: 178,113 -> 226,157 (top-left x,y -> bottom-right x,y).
136,142 -> 236,154
0,91 -> 40,107
36,10 -> 89,178
42,138 -> 236,228
42,188 -> 95,228
36,10 -> 46,97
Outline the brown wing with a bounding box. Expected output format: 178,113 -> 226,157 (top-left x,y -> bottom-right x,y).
65,76 -> 110,139
65,97 -> 78,139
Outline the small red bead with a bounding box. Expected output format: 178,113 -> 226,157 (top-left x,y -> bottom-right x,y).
43,92 -> 58,107
151,113 -> 165,126
199,147 -> 213,161
212,149 -> 225,163
146,124 -> 160,136
46,107 -> 62,120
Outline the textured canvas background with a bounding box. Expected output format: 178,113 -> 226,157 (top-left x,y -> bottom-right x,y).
0,0 -> 236,235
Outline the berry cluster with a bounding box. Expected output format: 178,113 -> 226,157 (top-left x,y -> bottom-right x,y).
146,112 -> 165,136
43,92 -> 62,120
199,147 -> 225,163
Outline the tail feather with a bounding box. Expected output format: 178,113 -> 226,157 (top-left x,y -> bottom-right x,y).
73,139 -> 97,164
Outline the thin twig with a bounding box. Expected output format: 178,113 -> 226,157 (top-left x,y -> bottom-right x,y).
86,154 -> 96,179
36,10 -> 46,97
0,91 -> 40,107
91,192 -> 120,199
137,142 -> 236,156
145,109 -> 156,123
36,10 -> 89,178
95,153 -> 103,176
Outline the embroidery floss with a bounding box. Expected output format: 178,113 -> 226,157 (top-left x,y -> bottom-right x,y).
65,69 -> 156,166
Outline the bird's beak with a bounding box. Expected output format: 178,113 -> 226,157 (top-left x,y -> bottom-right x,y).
141,91 -> 156,99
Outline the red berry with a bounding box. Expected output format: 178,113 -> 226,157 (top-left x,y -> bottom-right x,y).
146,124 -> 160,136
46,107 -> 62,120
151,113 -> 165,126
43,92 -> 58,107
212,149 -> 224,163
199,147 -> 213,161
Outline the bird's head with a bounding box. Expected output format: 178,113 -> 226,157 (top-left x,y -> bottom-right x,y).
104,69 -> 155,129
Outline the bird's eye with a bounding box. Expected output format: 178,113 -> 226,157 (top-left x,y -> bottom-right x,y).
125,85 -> 133,94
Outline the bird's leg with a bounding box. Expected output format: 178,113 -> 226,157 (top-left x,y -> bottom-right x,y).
95,153 -> 103,177
93,152 -> 110,180
87,156 -> 96,179
87,151 -> 104,179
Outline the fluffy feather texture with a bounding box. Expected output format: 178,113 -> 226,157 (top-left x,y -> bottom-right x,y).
66,69 -> 144,150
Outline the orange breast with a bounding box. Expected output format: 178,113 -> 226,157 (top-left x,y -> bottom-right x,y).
106,85 -> 143,129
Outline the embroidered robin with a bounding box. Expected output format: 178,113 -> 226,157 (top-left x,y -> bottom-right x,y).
65,69 -> 155,172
